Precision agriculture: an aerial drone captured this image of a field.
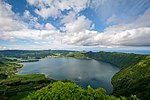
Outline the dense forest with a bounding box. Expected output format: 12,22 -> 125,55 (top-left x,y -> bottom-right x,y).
0,50 -> 149,100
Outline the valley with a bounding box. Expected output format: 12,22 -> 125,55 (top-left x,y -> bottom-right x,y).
0,50 -> 149,100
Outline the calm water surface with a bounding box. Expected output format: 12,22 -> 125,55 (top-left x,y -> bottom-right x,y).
17,58 -> 120,93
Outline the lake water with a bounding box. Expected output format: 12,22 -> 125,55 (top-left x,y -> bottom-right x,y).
17,58 -> 120,93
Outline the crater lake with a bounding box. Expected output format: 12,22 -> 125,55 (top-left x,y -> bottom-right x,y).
17,58 -> 120,93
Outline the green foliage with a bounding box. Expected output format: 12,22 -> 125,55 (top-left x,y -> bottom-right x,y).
0,59 -> 23,77
0,73 -> 8,79
24,81 -> 131,100
112,56 -> 150,100
66,52 -> 88,59
79,51 -> 149,99
0,50 -> 149,100
0,85 -> 7,100
86,51 -> 146,68
0,74 -> 56,100
2,74 -> 49,85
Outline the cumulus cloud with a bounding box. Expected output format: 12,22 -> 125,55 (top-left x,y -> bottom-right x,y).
62,27 -> 150,47
35,6 -> 60,19
45,23 -> 56,30
27,0 -> 90,19
61,11 -> 76,24
23,10 -> 42,29
114,28 -> 150,46
0,29 -> 60,41
61,7 -> 150,47
0,1 -> 26,31
0,0 -> 150,50
62,15 -> 92,33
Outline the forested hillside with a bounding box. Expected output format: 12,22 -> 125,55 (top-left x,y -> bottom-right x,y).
112,56 -> 150,100
85,51 -> 146,68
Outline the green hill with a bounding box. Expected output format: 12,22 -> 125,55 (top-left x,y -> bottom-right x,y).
112,56 -> 150,100
86,51 -> 146,68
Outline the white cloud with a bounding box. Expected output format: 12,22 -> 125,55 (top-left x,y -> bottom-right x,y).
59,7 -> 150,47
35,6 -> 60,19
23,10 -> 42,29
0,28 -> 62,46
0,1 -> 26,31
45,23 -> 56,30
1,0 -> 150,50
23,10 -> 37,21
63,30 -> 97,46
107,14 -> 123,24
113,27 -> 150,46
28,0 -> 90,19
62,27 -> 150,47
62,15 -> 92,33
27,0 -> 35,5
61,11 -> 76,24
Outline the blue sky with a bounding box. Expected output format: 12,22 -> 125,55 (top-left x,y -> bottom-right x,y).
0,0 -> 150,51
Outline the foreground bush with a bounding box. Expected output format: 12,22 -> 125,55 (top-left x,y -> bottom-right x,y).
24,81 -> 138,100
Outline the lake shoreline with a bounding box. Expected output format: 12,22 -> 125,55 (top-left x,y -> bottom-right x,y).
17,57 -> 120,94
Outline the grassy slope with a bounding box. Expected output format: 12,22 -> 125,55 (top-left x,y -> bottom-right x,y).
0,74 -> 56,100
0,58 -> 56,100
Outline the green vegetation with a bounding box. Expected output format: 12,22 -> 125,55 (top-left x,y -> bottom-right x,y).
112,56 -> 150,100
0,50 -> 149,100
64,51 -> 150,99
0,58 -> 55,99
0,50 -> 72,59
66,52 -> 89,59
0,58 -> 23,78
0,74 -> 56,100
0,50 -> 53,59
2,74 -> 50,85
20,59 -> 39,62
86,51 -> 146,68
24,81 -> 138,100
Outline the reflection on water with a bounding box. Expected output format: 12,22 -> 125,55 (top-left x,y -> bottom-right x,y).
17,58 -> 120,93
